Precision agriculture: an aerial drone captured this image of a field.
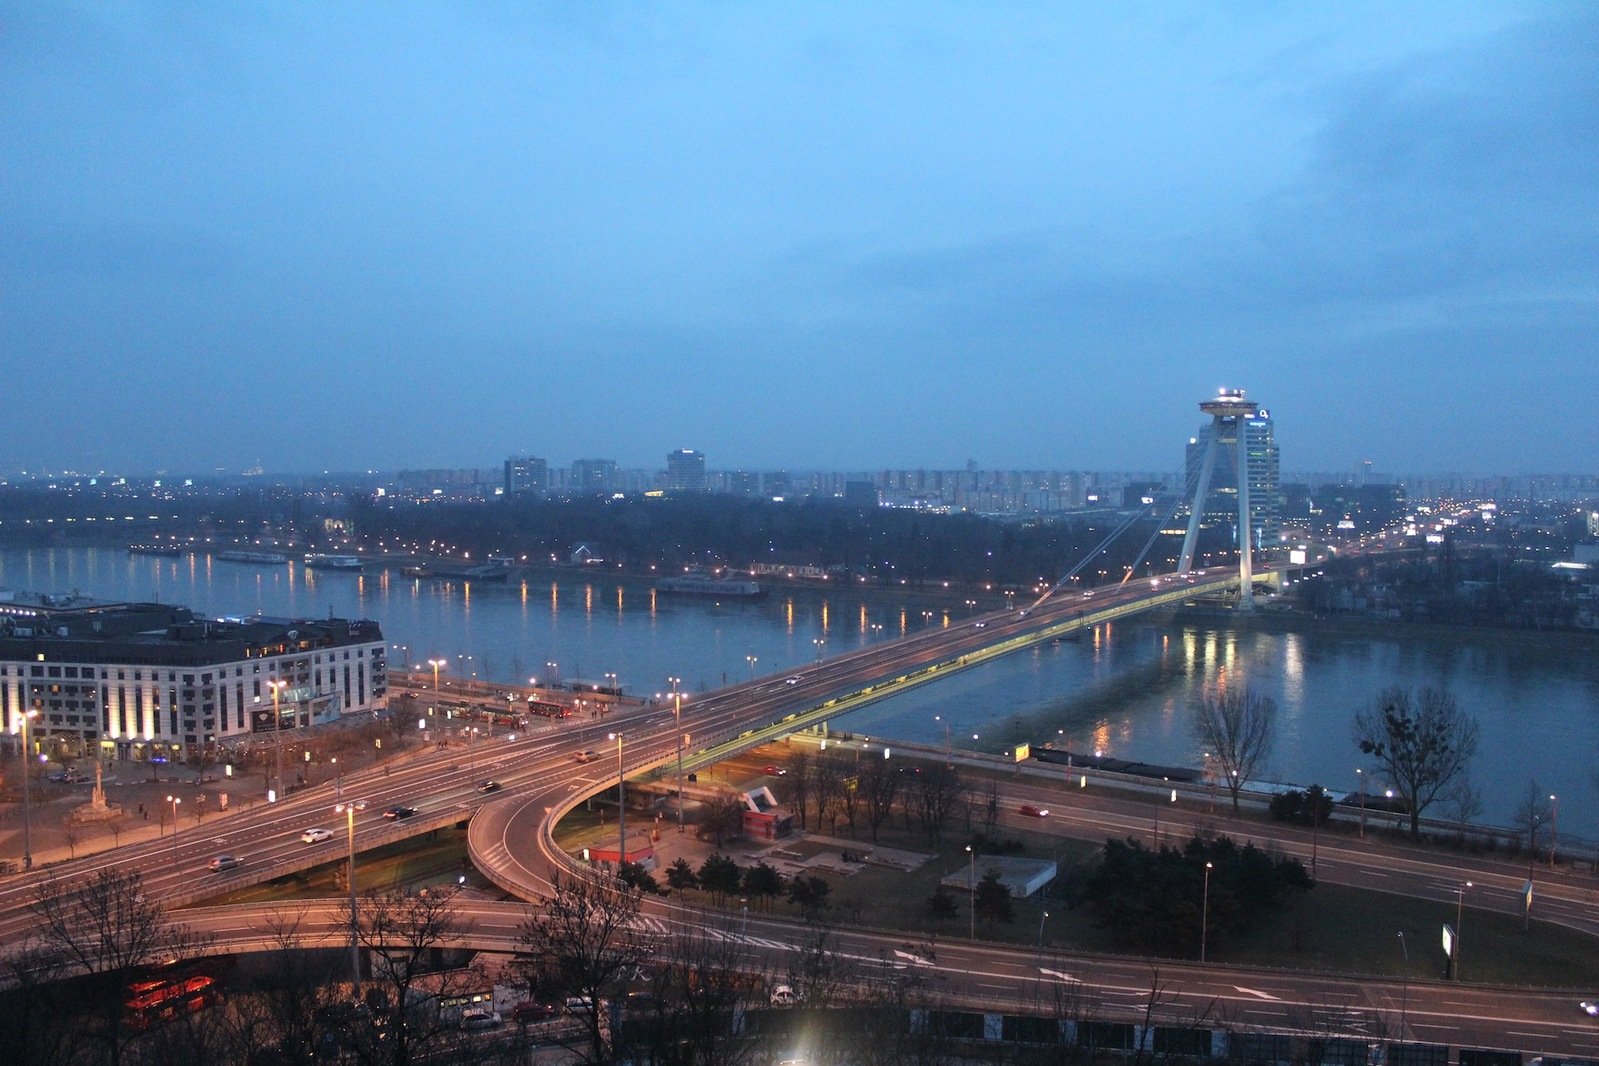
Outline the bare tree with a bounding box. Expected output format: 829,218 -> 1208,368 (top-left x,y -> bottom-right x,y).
29,868 -> 208,1066
353,887 -> 478,1066
517,870 -> 656,1064
787,748 -> 813,830
643,914 -> 768,1066
908,762 -> 966,845
1354,686 -> 1479,839
1512,780 -> 1553,869
857,754 -> 900,843
0,942 -> 84,1066
1192,687 -> 1277,813
812,755 -> 845,834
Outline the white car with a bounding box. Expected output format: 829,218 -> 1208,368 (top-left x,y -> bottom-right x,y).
769,984 -> 803,1006
300,827 -> 333,844
459,1009 -> 502,1030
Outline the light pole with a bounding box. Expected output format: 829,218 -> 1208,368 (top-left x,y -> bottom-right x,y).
609,732 -> 625,866
935,715 -> 951,767
1549,793 -> 1559,868
669,677 -> 685,832
19,704 -> 38,870
604,672 -> 619,713
746,655 -> 758,682
966,845 -> 976,941
336,800 -> 361,991
330,756 -> 340,798
1200,861 -> 1214,962
267,679 -> 287,802
1397,930 -> 1409,1034
428,658 -> 446,692
165,794 -> 182,864
812,637 -> 826,663
1454,880 -> 1473,980
1356,768 -> 1367,840
1037,910 -> 1050,948
546,661 -> 559,687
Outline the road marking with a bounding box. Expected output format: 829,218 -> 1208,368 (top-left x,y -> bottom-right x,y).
1039,968 -> 1079,983
1233,986 -> 1279,1000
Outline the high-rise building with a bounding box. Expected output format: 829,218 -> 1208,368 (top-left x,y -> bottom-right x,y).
1182,402 -> 1281,547
665,449 -> 707,493
504,455 -> 548,496
570,459 -> 618,495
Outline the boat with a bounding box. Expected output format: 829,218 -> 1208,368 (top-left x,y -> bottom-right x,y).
216,549 -> 289,565
128,543 -> 183,557
654,575 -> 766,599
304,553 -> 364,571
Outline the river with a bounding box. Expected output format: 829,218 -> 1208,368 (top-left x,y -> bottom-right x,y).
4,547 -> 1595,842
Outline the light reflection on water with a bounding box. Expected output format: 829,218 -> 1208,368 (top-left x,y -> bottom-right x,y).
4,547 -> 1596,839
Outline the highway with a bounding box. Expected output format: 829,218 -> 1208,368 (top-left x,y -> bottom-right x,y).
5,560 -> 1599,1054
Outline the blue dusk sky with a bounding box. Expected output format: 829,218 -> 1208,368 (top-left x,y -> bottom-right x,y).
3,3 -> 1594,477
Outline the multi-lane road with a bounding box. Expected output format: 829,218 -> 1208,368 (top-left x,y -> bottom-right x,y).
5,564 -> 1598,1054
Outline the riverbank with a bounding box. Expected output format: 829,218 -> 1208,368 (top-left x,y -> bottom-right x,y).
1173,602 -> 1599,650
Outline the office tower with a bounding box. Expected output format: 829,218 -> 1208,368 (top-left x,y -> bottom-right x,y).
503,455 -> 548,496
665,449 -> 707,493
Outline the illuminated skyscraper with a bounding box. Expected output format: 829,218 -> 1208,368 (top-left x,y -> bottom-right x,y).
1178,389 -> 1281,605
665,449 -> 707,493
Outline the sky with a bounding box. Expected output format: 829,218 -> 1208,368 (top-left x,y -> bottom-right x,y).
3,2 -> 1595,478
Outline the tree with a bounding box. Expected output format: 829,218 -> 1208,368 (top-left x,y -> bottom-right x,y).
354,887 -> 479,1066
857,754 -> 900,842
1354,685 -> 1479,839
697,854 -> 742,902
664,856 -> 699,892
973,871 -> 1014,927
701,793 -> 746,847
908,762 -> 967,845
924,884 -> 960,926
29,868 -> 207,1066
517,871 -> 656,1065
787,875 -> 831,919
741,861 -> 784,911
787,748 -> 813,830
1192,687 -> 1277,812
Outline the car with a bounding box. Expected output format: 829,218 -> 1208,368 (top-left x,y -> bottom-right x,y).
769,984 -> 803,1006
510,1001 -> 559,1024
477,780 -> 501,793
300,828 -> 333,844
1582,999 -> 1599,1017
1017,804 -> 1049,817
383,805 -> 417,820
458,1009 -> 502,1031
563,995 -> 595,1015
784,676 -> 802,685
208,854 -> 242,872
574,750 -> 599,763
763,764 -> 788,776
973,621 -> 987,628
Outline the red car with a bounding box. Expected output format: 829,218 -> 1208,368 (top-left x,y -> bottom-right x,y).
1018,803 -> 1049,817
763,764 -> 788,776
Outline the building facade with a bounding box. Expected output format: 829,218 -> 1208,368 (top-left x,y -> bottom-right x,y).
1184,407 -> 1282,548
665,449 -> 707,493
0,592 -> 386,765
503,455 -> 548,496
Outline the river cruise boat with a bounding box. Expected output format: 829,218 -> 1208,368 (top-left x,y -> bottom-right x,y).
216,549 -> 289,564
653,574 -> 766,599
304,553 -> 364,571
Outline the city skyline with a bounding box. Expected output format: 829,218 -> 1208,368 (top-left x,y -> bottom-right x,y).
4,4 -> 1595,475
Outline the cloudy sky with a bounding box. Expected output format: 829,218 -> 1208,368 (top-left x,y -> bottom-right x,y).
3,2 -> 1593,477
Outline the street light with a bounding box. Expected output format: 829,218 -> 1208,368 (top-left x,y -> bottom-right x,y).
165,794 -> 182,864
966,845 -> 976,941
1200,861 -> 1214,962
609,732 -> 626,867
746,654 -> 758,681
267,679 -> 288,802
19,703 -> 39,870
1397,930 -> 1409,1033
812,637 -> 826,663
1549,794 -> 1559,868
1454,880 -> 1473,980
546,661 -> 559,687
1037,910 -> 1050,948
1356,768 -> 1367,840
669,677 -> 685,832
330,756 -> 340,798
335,800 -> 362,991
428,658 -> 446,691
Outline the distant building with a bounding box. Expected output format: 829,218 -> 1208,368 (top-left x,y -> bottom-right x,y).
0,591 -> 385,765
570,459 -> 618,495
843,480 -> 880,507
1183,404 -> 1282,547
503,455 -> 548,496
665,449 -> 707,494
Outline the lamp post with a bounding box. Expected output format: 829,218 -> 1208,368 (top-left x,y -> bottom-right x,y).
1037,910 -> 1050,948
669,677 -> 684,832
1397,930 -> 1409,1034
604,672 -> 619,713
336,800 -> 361,991
1454,881 -> 1473,980
165,794 -> 182,864
812,637 -> 826,663
745,655 -> 758,682
609,732 -> 625,867
966,845 -> 976,941
546,662 -> 559,687
19,704 -> 38,870
935,715 -> 951,767
1200,861 -> 1214,962
1549,793 -> 1559,868
428,658 -> 446,692
330,756 -> 340,798
1356,768 -> 1367,840
267,679 -> 287,802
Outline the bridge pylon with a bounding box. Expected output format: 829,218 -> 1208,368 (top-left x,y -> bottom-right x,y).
1177,388 -> 1262,609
